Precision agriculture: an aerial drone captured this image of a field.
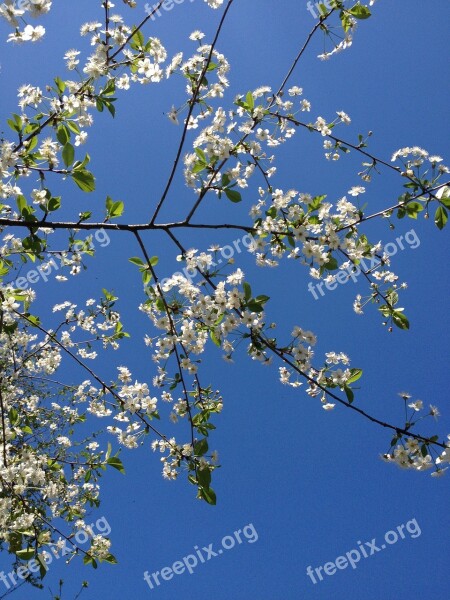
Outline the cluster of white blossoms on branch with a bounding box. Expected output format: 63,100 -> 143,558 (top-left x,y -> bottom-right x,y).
0,297 -> 119,564
382,395 -> 450,477
138,258 -> 356,419
0,0 -> 51,43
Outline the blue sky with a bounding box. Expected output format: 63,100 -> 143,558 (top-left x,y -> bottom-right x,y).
0,1 -> 449,599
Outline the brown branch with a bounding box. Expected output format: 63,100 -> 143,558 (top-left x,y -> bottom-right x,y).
163,228 -> 447,451
184,10 -> 335,223
133,231 -> 198,462
338,181 -> 450,231
12,310 -> 169,443
150,0 -> 236,225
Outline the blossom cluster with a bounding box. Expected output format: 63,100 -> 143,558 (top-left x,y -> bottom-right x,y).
0,0 -> 51,43
0,295 -> 119,565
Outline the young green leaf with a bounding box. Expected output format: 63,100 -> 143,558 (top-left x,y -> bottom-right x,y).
392,311 -> 410,330
62,143 -> 75,167
129,257 -> 145,266
56,124 -> 70,145
199,486 -> 216,505
194,438 -> 209,456
348,3 -> 371,19
225,189 -> 242,203
109,201 -> 124,218
106,456 -> 125,474
347,368 -> 363,384
16,548 -> 35,560
72,169 -> 96,192
434,205 -> 448,230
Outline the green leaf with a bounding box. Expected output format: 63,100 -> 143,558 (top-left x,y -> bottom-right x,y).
103,553 -> 118,564
142,270 -> 152,285
197,468 -> 211,488
16,548 -> 35,560
103,99 -> 116,118
348,3 -> 371,19
243,282 -> 252,301
344,386 -> 354,404
56,124 -> 70,145
26,314 -> 41,327
102,79 -> 116,96
194,438 -> 208,456
109,200 -> 124,218
16,195 -> 28,214
246,300 -> 264,313
378,304 -> 390,317
54,76 -> 66,94
246,91 -> 255,111
83,554 -> 98,568
48,196 -> 61,212
66,120 -> 80,135
106,456 -> 125,474
405,201 -> 424,219
434,205 -> 448,230
130,27 -> 145,50
37,554 -> 48,579
210,330 -> 220,347
71,169 -> 95,192
347,368 -> 363,384
194,147 -> 207,163
129,257 -> 145,266
437,186 -> 450,208
7,113 -> 22,133
192,161 -> 207,174
62,143 -> 75,167
8,408 -> 19,425
324,256 -> 338,271
27,135 -> 38,153
392,311 -> 410,330
225,188 -> 242,203
199,486 -> 216,505
7,119 -> 21,133
308,195 -> 326,211
386,290 -> 399,306
102,288 -> 118,302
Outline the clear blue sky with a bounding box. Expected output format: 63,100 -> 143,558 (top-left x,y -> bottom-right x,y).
0,1 -> 449,599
